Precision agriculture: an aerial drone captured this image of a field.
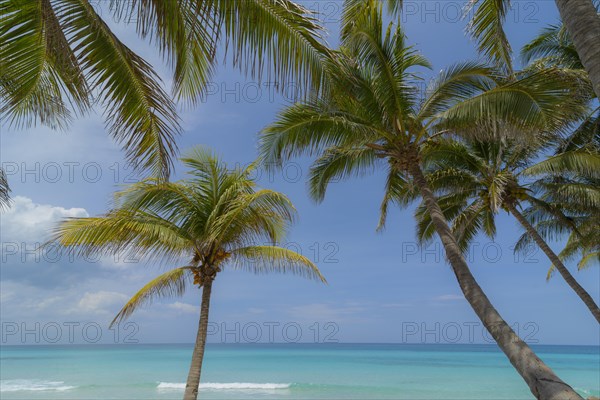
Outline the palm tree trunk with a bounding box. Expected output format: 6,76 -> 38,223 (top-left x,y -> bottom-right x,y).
554,0 -> 600,99
408,163 -> 582,400
506,203 -> 600,324
183,279 -> 213,400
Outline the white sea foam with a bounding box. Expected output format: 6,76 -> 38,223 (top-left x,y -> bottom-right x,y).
0,380 -> 76,392
575,387 -> 599,397
157,382 -> 291,391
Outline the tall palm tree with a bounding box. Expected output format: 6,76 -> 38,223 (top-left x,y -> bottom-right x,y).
466,0 -> 600,99
0,0 -> 329,180
414,139 -> 600,323
51,147 -> 326,400
259,4 -> 585,399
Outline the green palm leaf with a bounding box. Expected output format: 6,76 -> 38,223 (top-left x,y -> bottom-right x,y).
0,0 -> 89,129
308,145 -> 379,202
110,266 -> 195,327
214,0 -> 329,93
521,23 -> 582,70
0,168 -> 11,210
110,0 -> 219,105
466,0 -> 513,72
51,210 -> 193,264
230,245 -> 326,282
58,0 -> 181,179
524,151 -> 600,178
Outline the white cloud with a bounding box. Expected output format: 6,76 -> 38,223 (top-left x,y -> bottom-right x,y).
1,196 -> 88,243
167,302 -> 198,314
77,291 -> 129,315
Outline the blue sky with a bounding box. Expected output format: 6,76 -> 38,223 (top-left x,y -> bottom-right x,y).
1,1 -> 599,346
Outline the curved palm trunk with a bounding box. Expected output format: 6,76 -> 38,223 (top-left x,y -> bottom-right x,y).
554,0 -> 600,99
506,203 -> 600,323
183,279 -> 213,400
409,164 -> 582,400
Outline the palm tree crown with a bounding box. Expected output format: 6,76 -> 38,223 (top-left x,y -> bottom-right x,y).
52,146 -> 325,326
260,6 -> 583,227
415,139 -> 534,249
413,138 -> 600,322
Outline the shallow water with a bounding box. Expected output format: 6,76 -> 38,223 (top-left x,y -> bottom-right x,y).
1,344 -> 598,399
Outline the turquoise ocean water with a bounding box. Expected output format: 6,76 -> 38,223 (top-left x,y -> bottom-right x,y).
1,344 -> 598,399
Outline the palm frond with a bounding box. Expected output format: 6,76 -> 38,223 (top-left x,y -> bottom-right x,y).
110,0 -> 219,105
55,0 -> 181,180
51,210 -> 192,264
111,0 -> 330,101
260,101 -> 382,166
466,0 -> 513,72
114,180 -> 205,231
437,68 -> 588,139
524,151 -> 600,178
521,23 -> 582,70
110,266 -> 195,327
555,107 -> 600,152
230,245 -> 326,282
378,168 -> 415,231
450,200 -> 489,251
540,182 -> 600,209
0,168 -> 11,210
578,251 -> 600,270
341,0 -> 403,41
308,145 -> 378,202
419,61 -> 498,123
0,0 -> 89,129
414,194 -> 475,247
208,189 -> 296,246
215,0 -> 329,95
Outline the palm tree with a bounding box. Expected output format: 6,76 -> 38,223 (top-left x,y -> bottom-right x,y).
51,147 -> 326,400
467,0 -> 600,99
0,0 -> 329,179
259,4 -> 585,399
414,138 -> 600,323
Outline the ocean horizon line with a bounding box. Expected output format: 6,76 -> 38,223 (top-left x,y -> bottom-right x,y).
2,342 -> 599,348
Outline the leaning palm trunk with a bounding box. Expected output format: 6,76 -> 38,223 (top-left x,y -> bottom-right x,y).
555,0 -> 600,99
409,164 -> 582,400
184,280 -> 213,400
506,203 -> 600,324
